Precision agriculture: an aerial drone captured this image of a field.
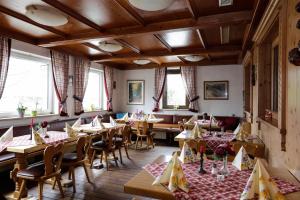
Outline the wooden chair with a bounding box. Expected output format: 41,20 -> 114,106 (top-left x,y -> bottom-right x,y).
17,143 -> 64,200
134,121 -> 155,150
90,128 -> 119,170
114,125 -> 131,163
58,136 -> 92,193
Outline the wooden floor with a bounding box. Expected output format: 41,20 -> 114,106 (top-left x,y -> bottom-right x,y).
6,145 -> 178,200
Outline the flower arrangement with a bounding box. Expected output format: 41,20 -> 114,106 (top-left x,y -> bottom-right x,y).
135,109 -> 145,119
214,143 -> 235,159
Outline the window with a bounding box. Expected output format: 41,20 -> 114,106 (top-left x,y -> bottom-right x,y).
0,51 -> 56,117
162,68 -> 188,109
83,69 -> 107,111
272,45 -> 279,112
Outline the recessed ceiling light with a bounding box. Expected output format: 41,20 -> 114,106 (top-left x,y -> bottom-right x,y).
98,41 -> 123,52
184,55 -> 205,62
128,0 -> 174,11
25,5 -> 68,27
133,59 -> 151,65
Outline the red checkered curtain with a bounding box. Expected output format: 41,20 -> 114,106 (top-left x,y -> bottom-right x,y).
50,50 -> 69,116
0,36 -> 11,99
152,67 -> 166,112
73,57 -> 90,115
104,65 -> 113,111
181,66 -> 199,112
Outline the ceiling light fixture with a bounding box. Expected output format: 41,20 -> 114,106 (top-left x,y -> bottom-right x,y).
184,55 -> 205,62
98,41 -> 123,52
133,59 -> 151,65
25,5 -> 68,27
128,0 -> 174,11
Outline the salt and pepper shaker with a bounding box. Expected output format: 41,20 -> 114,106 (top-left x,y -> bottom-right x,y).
211,163 -> 218,176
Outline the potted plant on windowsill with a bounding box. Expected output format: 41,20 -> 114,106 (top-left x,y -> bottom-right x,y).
31,100 -> 39,117
17,103 -> 27,118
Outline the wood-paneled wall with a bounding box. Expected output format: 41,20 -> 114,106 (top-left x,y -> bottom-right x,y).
246,0 -> 300,180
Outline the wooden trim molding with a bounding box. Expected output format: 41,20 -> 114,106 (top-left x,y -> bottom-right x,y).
280,128 -> 286,151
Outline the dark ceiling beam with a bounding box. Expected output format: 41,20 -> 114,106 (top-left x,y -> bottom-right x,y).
115,39 -> 141,54
242,0 -> 269,55
91,45 -> 241,62
0,5 -> 67,37
177,56 -> 188,64
185,0 -> 198,19
41,0 -> 104,32
83,42 -> 113,56
196,29 -> 208,49
37,10 -> 252,47
111,58 -> 238,70
0,26 -> 37,44
153,34 -> 172,52
112,0 -> 146,26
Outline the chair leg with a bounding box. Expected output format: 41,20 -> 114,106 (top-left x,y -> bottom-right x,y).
124,144 -> 130,159
71,167 -> 76,193
140,136 -> 143,147
118,147 -> 123,164
112,150 -> 119,167
100,151 -> 103,163
90,150 -> 96,169
135,136 -> 139,150
82,163 -> 91,183
56,175 -> 64,198
146,136 -> 149,149
104,151 -> 109,171
52,177 -> 57,189
68,169 -> 72,180
17,179 -> 26,200
38,181 -> 44,200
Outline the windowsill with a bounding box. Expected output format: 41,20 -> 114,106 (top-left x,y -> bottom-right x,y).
0,113 -> 59,121
258,116 -> 278,128
162,109 -> 189,111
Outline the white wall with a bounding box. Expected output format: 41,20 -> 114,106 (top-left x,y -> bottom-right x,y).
115,65 -> 244,117
0,40 -> 112,128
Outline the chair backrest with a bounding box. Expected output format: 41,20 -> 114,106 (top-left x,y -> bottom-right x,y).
76,136 -> 91,161
121,125 -> 131,143
135,121 -> 149,135
44,143 -> 64,176
107,128 -> 118,150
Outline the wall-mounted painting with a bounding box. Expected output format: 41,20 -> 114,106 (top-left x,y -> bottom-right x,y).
204,81 -> 229,100
127,80 -> 144,105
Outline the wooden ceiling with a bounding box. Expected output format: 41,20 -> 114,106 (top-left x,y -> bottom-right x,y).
0,0 -> 268,69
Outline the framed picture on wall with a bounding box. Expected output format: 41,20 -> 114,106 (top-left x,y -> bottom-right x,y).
204,81 -> 229,100
127,80 -> 145,105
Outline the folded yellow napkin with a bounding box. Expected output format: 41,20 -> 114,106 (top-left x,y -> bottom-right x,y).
153,154 -> 189,193
186,115 -> 198,124
233,123 -> 241,135
72,117 -> 81,128
148,114 -> 156,119
110,116 -> 117,126
232,146 -> 254,171
179,142 -> 196,164
0,126 -> 13,143
210,115 -> 218,125
66,123 -> 78,138
235,122 -> 251,141
121,113 -> 129,121
130,113 -> 137,119
240,159 -> 285,200
37,127 -> 48,138
32,129 -> 46,145
191,124 -> 204,139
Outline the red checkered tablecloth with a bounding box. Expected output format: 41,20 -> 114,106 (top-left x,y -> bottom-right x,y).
144,160 -> 300,200
0,131 -> 70,153
202,134 -> 235,152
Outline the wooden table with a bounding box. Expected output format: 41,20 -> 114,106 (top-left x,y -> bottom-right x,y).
6,131 -> 81,200
124,155 -> 300,200
184,120 -> 219,130
174,130 -> 265,158
72,122 -> 125,135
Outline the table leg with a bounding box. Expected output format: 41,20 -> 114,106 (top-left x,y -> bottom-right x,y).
8,153 -> 28,199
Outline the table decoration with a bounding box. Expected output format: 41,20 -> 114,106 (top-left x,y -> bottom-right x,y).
179,141 -> 196,164
32,128 -> 46,145
211,162 -> 218,176
232,146 -> 254,171
152,153 -> 189,193
187,115 -> 197,124
148,114 -> 156,119
110,116 -> 117,126
240,159 -> 285,200
65,123 -> 78,138
0,126 -> 13,143
120,113 -> 129,121
17,103 -> 27,118
130,112 -> 137,119
235,122 -> 251,141
191,124 -> 204,139
215,143 -> 235,176
198,145 -> 206,174
72,117 -> 81,128
144,159 -> 300,200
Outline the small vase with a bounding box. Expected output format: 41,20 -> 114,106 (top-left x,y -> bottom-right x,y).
18,110 -> 25,118
31,110 -> 37,117
220,155 -> 230,176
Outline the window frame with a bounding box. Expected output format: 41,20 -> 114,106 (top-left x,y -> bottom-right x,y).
83,68 -> 105,111
162,68 -> 189,110
271,37 -> 279,114
0,50 -> 55,118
